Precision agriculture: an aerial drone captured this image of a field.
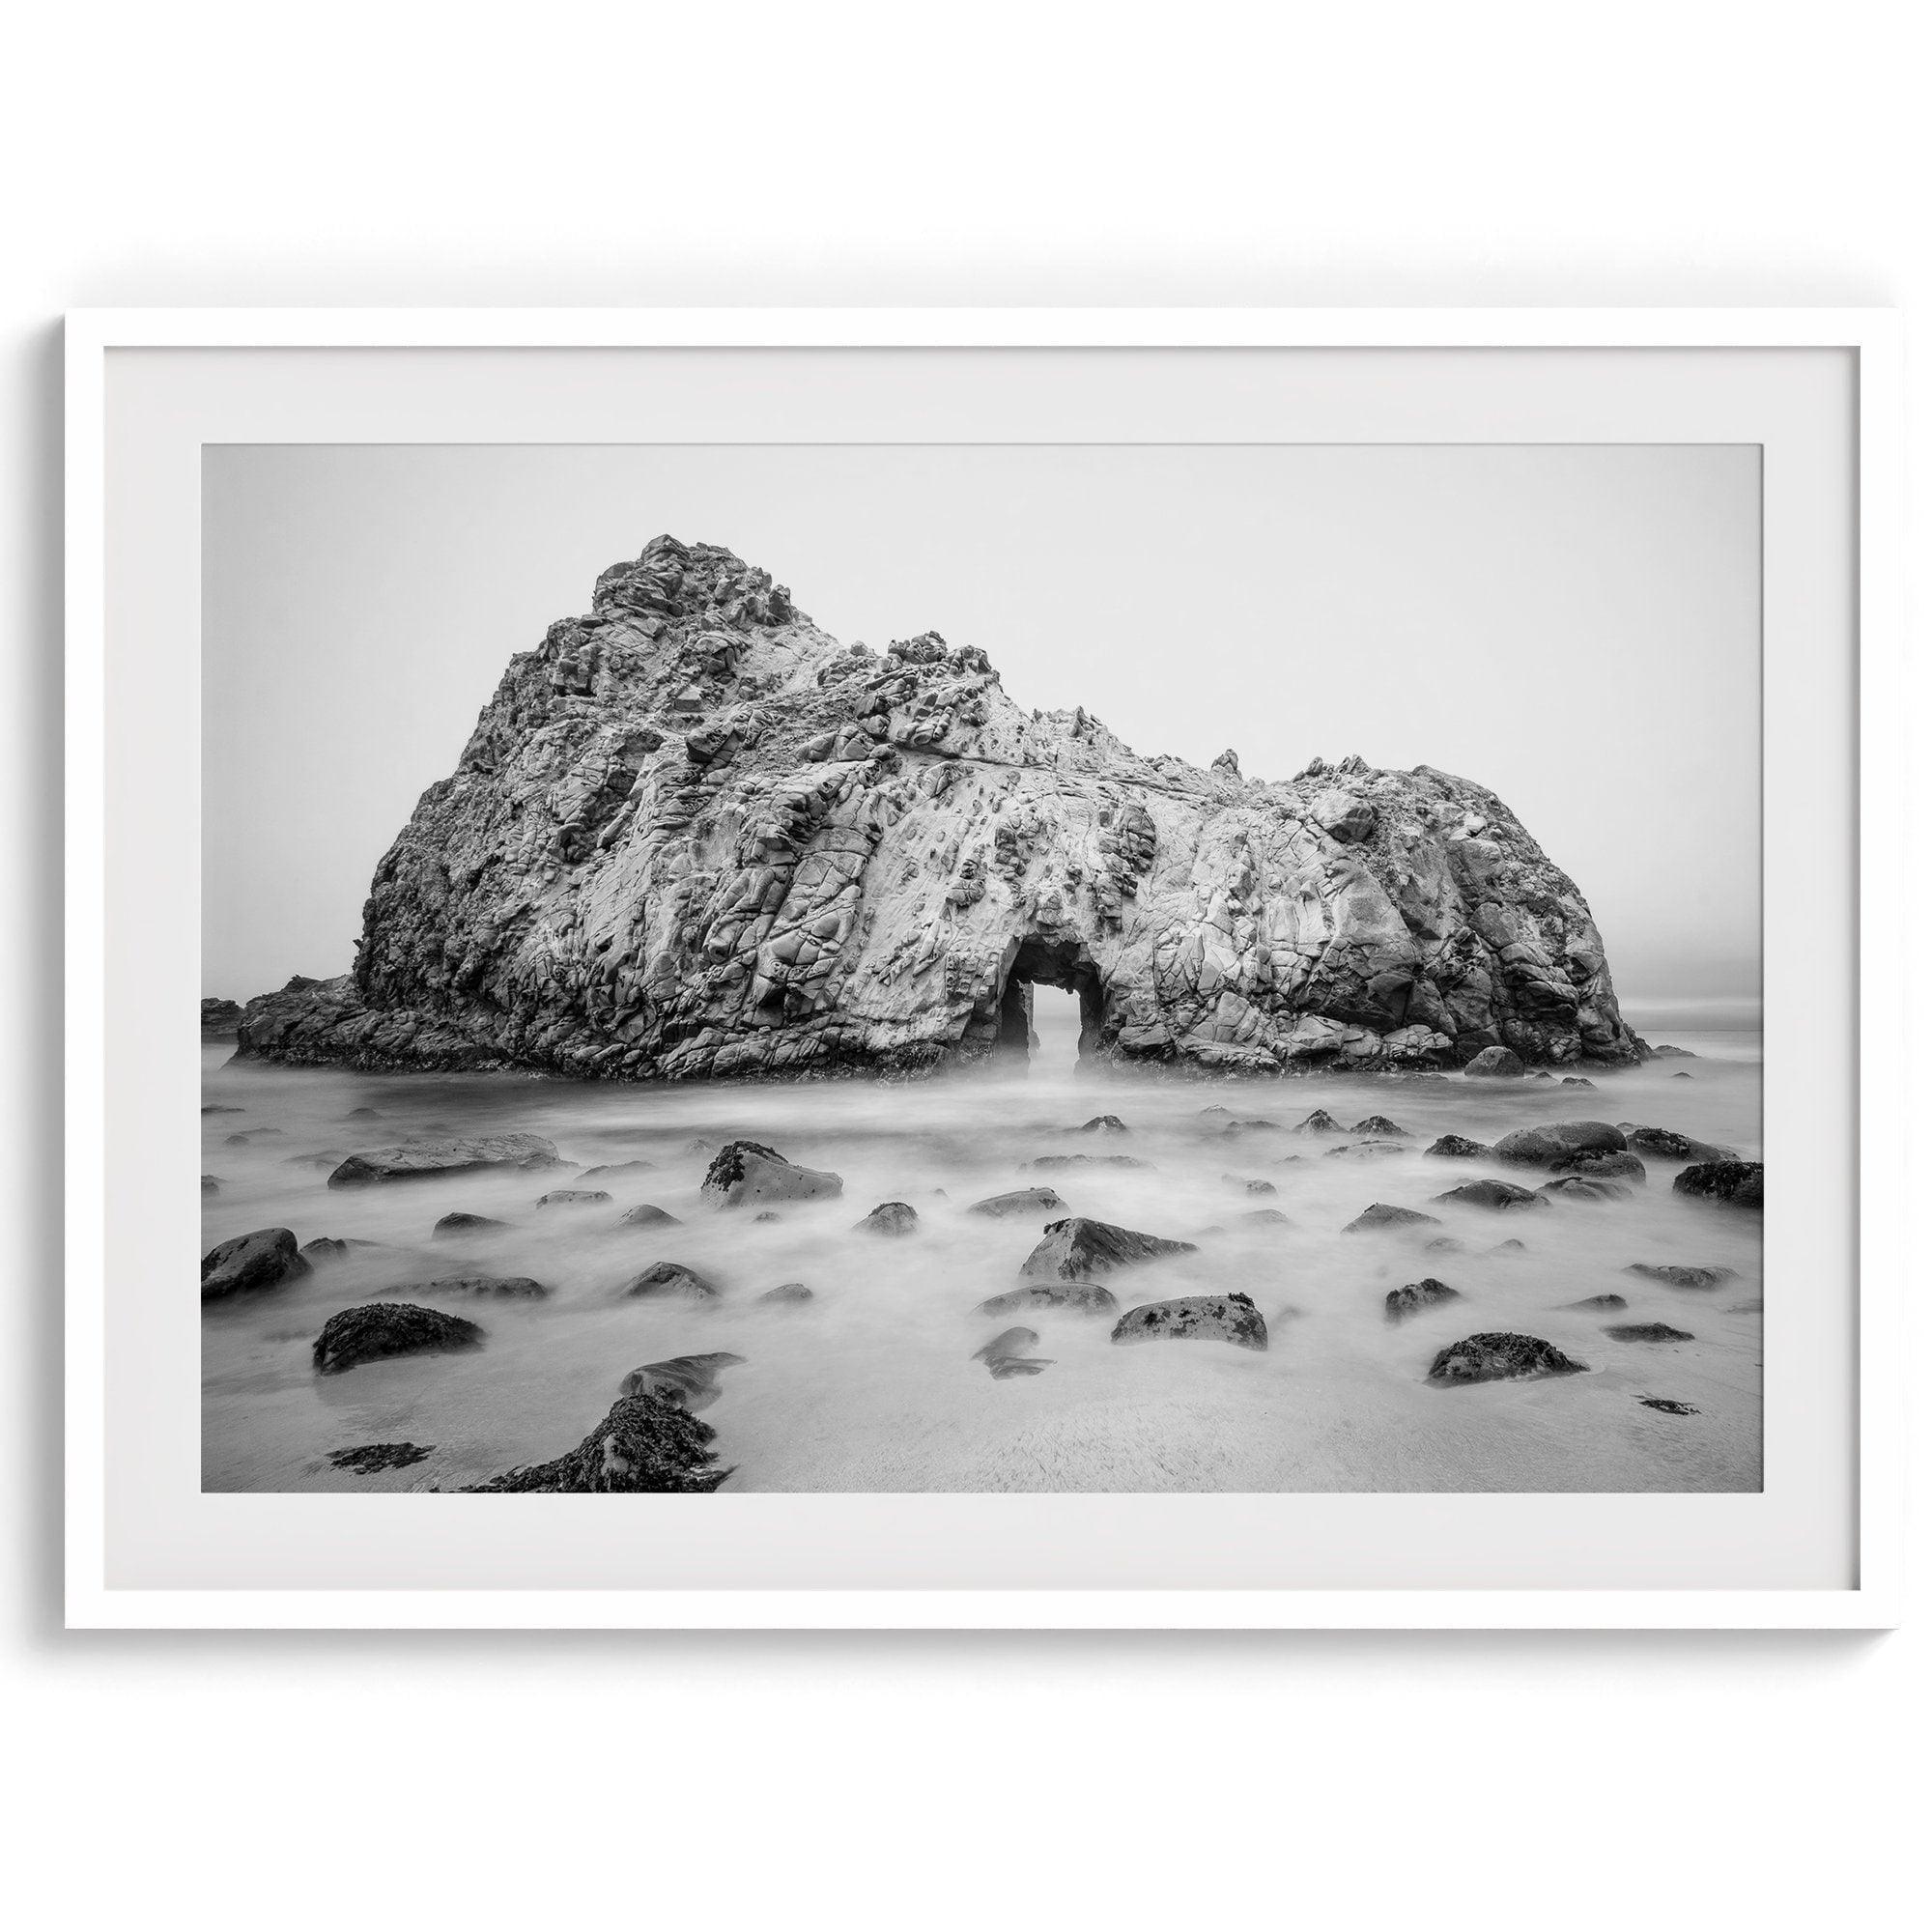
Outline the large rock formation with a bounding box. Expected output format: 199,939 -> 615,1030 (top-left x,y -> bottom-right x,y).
235,536 -> 1640,1081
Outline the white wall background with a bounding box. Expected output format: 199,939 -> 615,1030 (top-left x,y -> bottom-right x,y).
4,4 -> 1922,1929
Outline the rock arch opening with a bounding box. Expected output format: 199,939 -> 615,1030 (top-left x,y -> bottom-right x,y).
993,935 -> 1105,1067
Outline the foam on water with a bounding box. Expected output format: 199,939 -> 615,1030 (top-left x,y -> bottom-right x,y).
200,1031 -> 1763,1492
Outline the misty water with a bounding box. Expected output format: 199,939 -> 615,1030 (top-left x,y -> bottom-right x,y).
202,1003 -> 1762,1493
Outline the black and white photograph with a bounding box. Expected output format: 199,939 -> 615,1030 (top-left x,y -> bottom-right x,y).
198,441 -> 1764,1495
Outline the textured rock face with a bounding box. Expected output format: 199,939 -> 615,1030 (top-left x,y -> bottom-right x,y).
311,1302 -> 483,1375
234,535 -> 1641,1081
1111,1293 -> 1269,1350
1426,1333 -> 1588,1385
201,1227 -> 310,1302
327,1133 -> 562,1188
468,1393 -> 726,1493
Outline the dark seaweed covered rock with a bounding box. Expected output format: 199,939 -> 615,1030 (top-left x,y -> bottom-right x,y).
1673,1160 -> 1763,1209
619,1350 -> 746,1409
1639,1397 -> 1699,1415
1433,1178 -> 1548,1212
1018,1216 -> 1195,1283
328,1442 -> 433,1474
1463,1045 -> 1526,1078
619,1261 -> 719,1301
312,1301 -> 483,1374
1605,1321 -> 1694,1343
700,1139 -> 843,1208
1424,1134 -> 1492,1159
976,1282 -> 1119,1318
967,1186 -> 1065,1219
201,1227 -> 311,1302
327,1132 -> 562,1188
1426,1332 -> 1587,1384
1110,1293 -> 1267,1350
855,1200 -> 919,1236
468,1392 -> 725,1492
1491,1121 -> 1628,1167
1385,1277 -> 1462,1322
1343,1202 -> 1441,1233
1625,1264 -> 1738,1290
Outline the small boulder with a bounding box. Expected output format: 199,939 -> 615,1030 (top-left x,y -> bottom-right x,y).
972,1325 -> 1049,1378
1424,1134 -> 1492,1159
1433,1179 -> 1548,1212
1604,1321 -> 1694,1343
311,1302 -> 483,1375
1673,1160 -> 1763,1209
1623,1125 -> 1738,1162
699,1139 -> 843,1209
1111,1293 -> 1267,1351
201,1227 -> 311,1302
343,1106 -> 384,1120
976,1283 -> 1119,1318
1551,1150 -> 1647,1183
855,1201 -> 919,1236
1491,1122 -> 1628,1167
1560,1076 -> 1597,1090
299,1236 -> 353,1264
1625,1264 -> 1739,1291
1292,1108 -> 1346,1135
617,1203 -> 681,1227
1223,1175 -> 1277,1195
1018,1216 -> 1196,1283
1024,1152 -> 1150,1171
1538,1175 -> 1634,1203
328,1132 -> 563,1188
1424,1236 -> 1465,1254
1426,1332 -> 1587,1384
577,1159 -> 657,1182
1072,1115 -> 1129,1135
1352,1115 -> 1407,1136
619,1351 -> 747,1410
536,1188 -> 611,1208
1385,1278 -> 1462,1322
327,1442 -> 432,1474
756,1281 -> 813,1305
619,1261 -> 720,1301
967,1186 -> 1066,1219
468,1393 -> 724,1493
1561,1293 -> 1628,1312
1323,1140 -> 1406,1159
1343,1202 -> 1441,1233
224,1127 -> 284,1144
201,1175 -> 220,1193
433,1211 -> 509,1237
1463,1045 -> 1526,1078
1491,1237 -> 1527,1254
1240,1208 -> 1295,1227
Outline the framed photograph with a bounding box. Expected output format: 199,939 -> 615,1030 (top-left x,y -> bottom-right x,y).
66,309 -> 1901,1629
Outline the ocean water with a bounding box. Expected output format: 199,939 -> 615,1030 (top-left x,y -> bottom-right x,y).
201,1027 -> 1763,1493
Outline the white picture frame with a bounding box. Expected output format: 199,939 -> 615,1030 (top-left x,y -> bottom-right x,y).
66,308 -> 1903,1631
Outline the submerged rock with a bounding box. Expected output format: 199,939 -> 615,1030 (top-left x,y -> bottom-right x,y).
433,1211 -> 510,1237
1673,1160 -> 1763,1209
1622,1124 -> 1737,1162
966,1186 -> 1065,1219
619,1350 -> 746,1409
383,1275 -> 550,1299
312,1302 -> 483,1375
1561,1293 -> 1628,1312
1239,1207 -> 1295,1227
201,1227 -> 311,1302
1024,1152 -> 1150,1171
1424,1134 -> 1491,1159
1352,1115 -> 1407,1136
1538,1175 -> 1634,1203
1111,1293 -> 1267,1350
1292,1109 -> 1346,1135
620,1261 -> 720,1301
328,1442 -> 433,1474
1551,1150 -> 1647,1183
616,1203 -> 682,1227
1432,1179 -> 1548,1212
855,1200 -> 919,1236
1385,1278 -> 1462,1322
468,1393 -> 725,1493
976,1282 -> 1119,1318
1638,1397 -> 1699,1415
1463,1046 -> 1527,1078
327,1132 -> 563,1188
536,1187 -> 611,1208
577,1159 -> 657,1182
1017,1216 -> 1196,1283
299,1236 -> 353,1264
201,1175 -> 220,1193
1604,1321 -> 1694,1343
1072,1115 -> 1129,1135
700,1139 -> 842,1209
972,1325 -> 1050,1378
1491,1122 -> 1628,1167
1343,1202 -> 1441,1233
1625,1264 -> 1739,1291
1426,1332 -> 1587,1384
756,1281 -> 813,1305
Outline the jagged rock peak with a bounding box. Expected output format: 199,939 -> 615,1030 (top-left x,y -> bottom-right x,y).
236,538 -> 1642,1083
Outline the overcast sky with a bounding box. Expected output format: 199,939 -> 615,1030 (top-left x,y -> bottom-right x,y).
204,442 -> 1759,1020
